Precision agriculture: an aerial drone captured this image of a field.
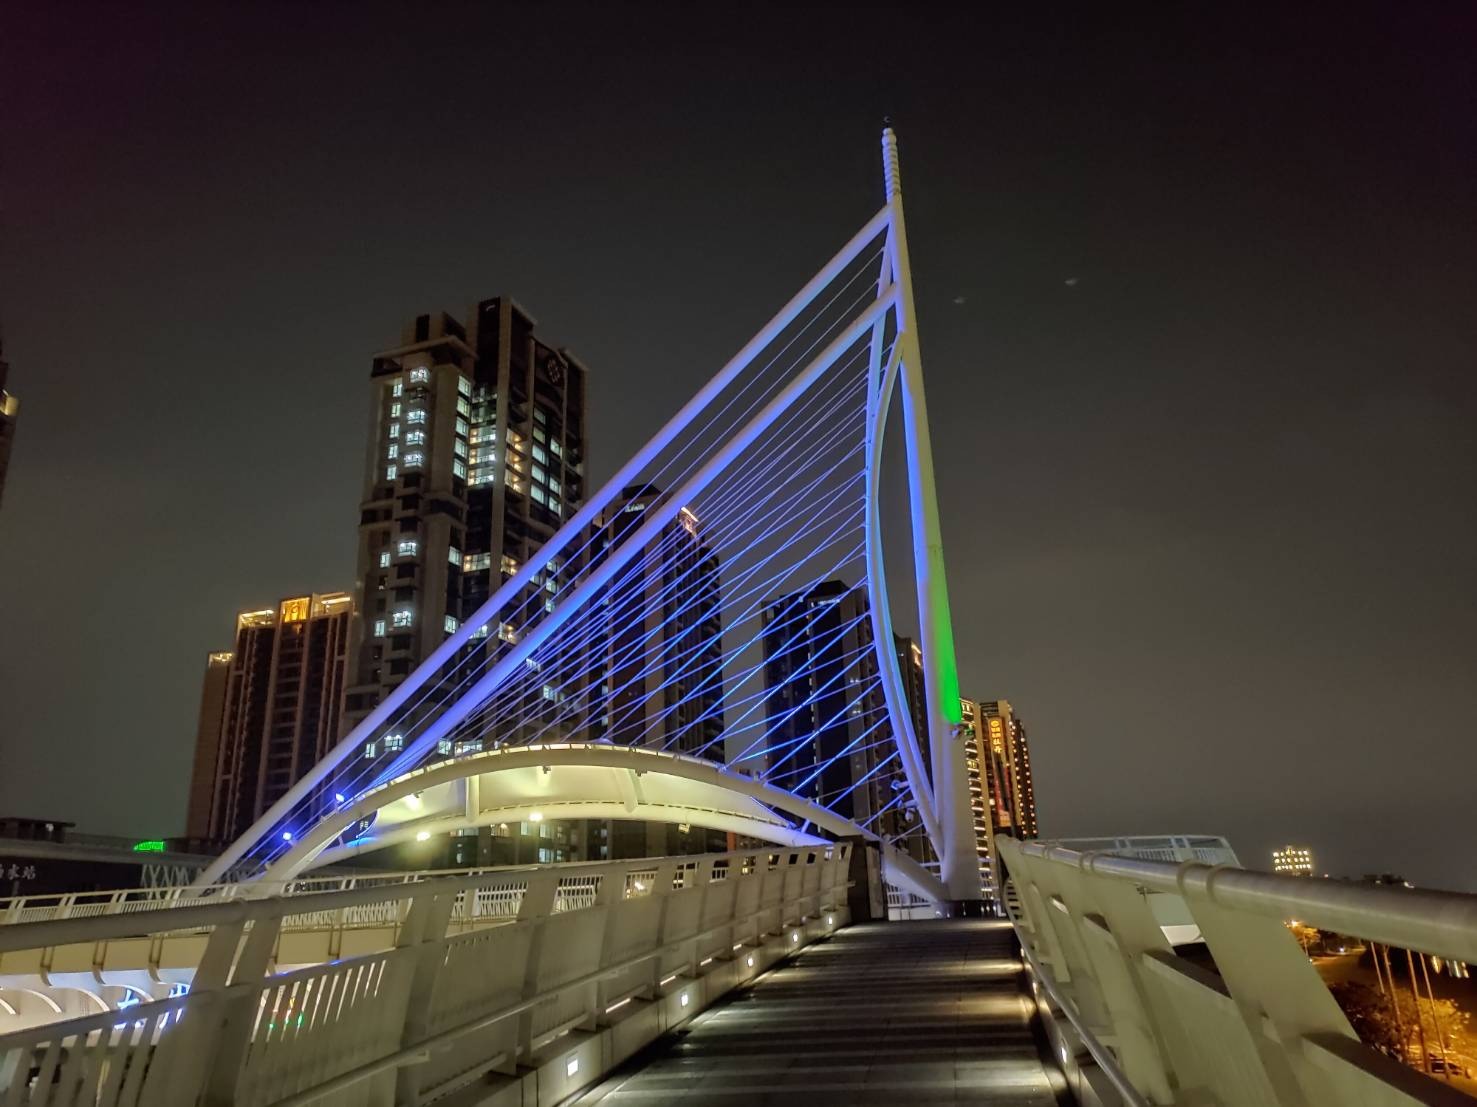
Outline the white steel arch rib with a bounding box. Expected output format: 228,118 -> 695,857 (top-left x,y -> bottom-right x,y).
250,744 -> 945,902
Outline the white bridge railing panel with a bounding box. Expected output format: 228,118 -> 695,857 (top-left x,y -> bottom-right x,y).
0,845 -> 852,1105
997,837 -> 1477,1107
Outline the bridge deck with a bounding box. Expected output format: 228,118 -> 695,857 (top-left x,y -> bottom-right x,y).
573,918 -> 1067,1105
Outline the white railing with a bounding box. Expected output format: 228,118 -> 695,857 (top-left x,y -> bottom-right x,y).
0,864 -> 536,928
1039,835 -> 1240,867
0,845 -> 852,1105
997,837 -> 1477,1107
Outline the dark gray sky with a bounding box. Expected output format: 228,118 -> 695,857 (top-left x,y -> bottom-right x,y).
2,4 -> 1473,888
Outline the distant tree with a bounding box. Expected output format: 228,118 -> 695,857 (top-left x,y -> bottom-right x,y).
1330,982 -> 1407,1059
1331,980 -> 1472,1068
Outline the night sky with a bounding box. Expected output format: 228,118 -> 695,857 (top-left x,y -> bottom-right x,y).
2,5 -> 1473,888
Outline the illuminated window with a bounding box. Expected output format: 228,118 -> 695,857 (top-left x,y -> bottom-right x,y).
397,539 -> 418,557
454,739 -> 482,755
498,623 -> 518,643
456,397 -> 471,417
448,546 -> 461,566
392,382 -> 403,398
544,577 -> 557,593
437,739 -> 453,755
550,439 -> 562,457
403,452 -> 424,468
392,609 -> 413,628
532,444 -> 547,464
501,554 -> 518,576
544,597 -> 556,614
463,552 -> 492,572
409,367 -> 430,384
453,459 -> 467,479
470,623 -> 490,640
383,734 -> 404,751
444,615 -> 459,633
456,418 -> 469,437
364,741 -> 377,759
406,429 -> 426,446
531,486 -> 547,506
373,619 -> 386,637
387,443 -> 398,459
386,464 -> 397,481
388,423 -> 400,439
379,551 -> 390,569
407,409 -> 427,425
390,403 -> 401,418
542,684 -> 557,701
456,375 -> 471,397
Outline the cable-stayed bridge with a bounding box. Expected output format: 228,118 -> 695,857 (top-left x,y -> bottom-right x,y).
2,131 -> 1476,1106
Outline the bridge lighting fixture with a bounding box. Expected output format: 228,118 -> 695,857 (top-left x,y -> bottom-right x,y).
406,793 -> 422,809
747,955 -> 755,968
529,811 -> 544,822
334,793 -> 345,804
680,991 -> 689,1007
566,1056 -> 579,1078
791,931 -> 799,943
416,831 -> 431,842
827,915 -> 834,925
281,832 -> 293,842
699,957 -> 714,966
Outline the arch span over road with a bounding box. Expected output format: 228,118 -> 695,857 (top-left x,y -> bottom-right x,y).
257,743 -> 946,902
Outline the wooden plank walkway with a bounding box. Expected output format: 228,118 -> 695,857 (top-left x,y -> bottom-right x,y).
572,918 -> 1069,1105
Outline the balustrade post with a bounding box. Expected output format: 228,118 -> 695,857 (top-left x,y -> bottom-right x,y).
1056,861 -> 1179,1104
202,911 -> 284,1106
513,870 -> 561,1062
393,885 -> 459,1106
1176,866 -> 1357,1107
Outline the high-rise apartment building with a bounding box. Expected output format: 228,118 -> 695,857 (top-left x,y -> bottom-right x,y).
590,485 -> 724,757
577,484 -> 725,859
1272,845 -> 1315,875
185,651 -> 234,840
0,343 -> 18,510
342,299 -> 589,759
760,581 -> 930,854
962,697 -> 1038,904
189,594 -> 352,843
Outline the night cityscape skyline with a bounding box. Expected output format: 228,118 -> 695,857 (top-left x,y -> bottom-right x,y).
2,4 -> 1475,894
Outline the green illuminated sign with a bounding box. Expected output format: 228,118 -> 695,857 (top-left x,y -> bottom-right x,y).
132,839 -> 166,853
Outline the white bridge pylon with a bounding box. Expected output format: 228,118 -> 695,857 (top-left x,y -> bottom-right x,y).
198,128 -> 980,905
256,743 -> 945,903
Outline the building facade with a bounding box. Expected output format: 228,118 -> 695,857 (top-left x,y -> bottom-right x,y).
342,299 -> 589,752
1272,845 -> 1315,875
185,651 -> 234,840
0,344 -> 18,510
760,581 -> 931,856
962,697 -> 1038,904
189,594 -> 353,843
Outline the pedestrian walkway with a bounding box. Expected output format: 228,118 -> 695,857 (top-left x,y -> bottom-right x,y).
572,918 -> 1068,1105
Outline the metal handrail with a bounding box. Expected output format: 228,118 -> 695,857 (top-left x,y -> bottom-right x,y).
1020,840 -> 1477,964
